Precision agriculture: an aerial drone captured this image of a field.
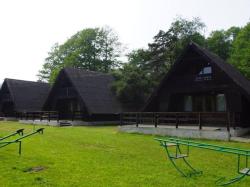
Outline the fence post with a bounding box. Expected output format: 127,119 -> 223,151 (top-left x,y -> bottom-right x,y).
120,113 -> 123,126
175,113 -> 179,129
199,113 -> 202,130
232,112 -> 236,130
227,112 -> 231,132
48,112 -> 50,122
72,111 -> 74,121
154,113 -> 158,128
136,113 -> 139,127
137,113 -> 139,127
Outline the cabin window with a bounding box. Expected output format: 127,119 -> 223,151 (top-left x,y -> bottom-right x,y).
196,65 -> 212,81
199,66 -> 212,75
216,94 -> 226,111
184,96 -> 192,112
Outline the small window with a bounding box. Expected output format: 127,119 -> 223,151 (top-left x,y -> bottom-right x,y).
184,96 -> 193,112
199,66 -> 212,75
216,94 -> 226,112
196,65 -> 212,81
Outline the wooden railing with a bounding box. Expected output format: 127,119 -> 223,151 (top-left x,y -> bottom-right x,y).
18,111 -> 59,121
71,111 -> 85,121
17,111 -> 85,121
120,112 -> 241,131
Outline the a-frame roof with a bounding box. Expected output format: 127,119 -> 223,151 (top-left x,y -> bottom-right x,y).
144,42 -> 250,110
45,67 -> 122,114
0,78 -> 50,112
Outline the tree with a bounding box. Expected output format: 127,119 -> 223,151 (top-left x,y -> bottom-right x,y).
38,27 -> 122,83
112,17 -> 207,108
147,17 -> 206,82
111,63 -> 154,110
111,48 -> 155,110
206,27 -> 241,60
229,23 -> 250,78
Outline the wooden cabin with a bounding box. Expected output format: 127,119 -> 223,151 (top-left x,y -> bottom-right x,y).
43,67 -> 122,121
0,79 -> 50,117
143,42 -> 250,127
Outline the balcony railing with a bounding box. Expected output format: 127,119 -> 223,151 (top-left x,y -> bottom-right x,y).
120,112 -> 241,132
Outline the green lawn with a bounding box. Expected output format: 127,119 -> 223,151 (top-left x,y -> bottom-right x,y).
0,121 -> 249,187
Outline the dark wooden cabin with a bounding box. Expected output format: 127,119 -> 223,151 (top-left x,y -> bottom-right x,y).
143,42 -> 250,127
0,79 -> 50,117
43,67 -> 122,121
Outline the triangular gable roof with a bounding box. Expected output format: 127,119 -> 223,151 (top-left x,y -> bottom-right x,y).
45,67 -> 122,114
144,42 -> 250,110
1,78 -> 50,112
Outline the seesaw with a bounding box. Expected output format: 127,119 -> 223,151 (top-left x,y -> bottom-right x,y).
0,128 -> 44,155
155,137 -> 249,186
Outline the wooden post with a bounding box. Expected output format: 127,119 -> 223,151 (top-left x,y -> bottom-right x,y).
48,112 -> 50,122
72,111 -> 74,121
175,113 -> 179,129
120,113 -> 123,126
136,113 -> 139,127
233,112 -> 236,130
199,113 -> 202,130
135,113 -> 139,127
154,113 -> 158,128
227,112 -> 231,132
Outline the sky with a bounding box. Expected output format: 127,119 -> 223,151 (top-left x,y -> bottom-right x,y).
0,0 -> 249,83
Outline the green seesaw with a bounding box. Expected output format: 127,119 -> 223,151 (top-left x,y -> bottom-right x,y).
0,128 -> 24,141
0,128 -> 44,155
155,137 -> 250,186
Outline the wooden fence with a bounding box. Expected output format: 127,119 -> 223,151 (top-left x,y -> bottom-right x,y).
120,112 -> 241,131
18,111 -> 59,121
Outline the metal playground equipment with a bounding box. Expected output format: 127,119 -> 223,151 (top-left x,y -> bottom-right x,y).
0,128 -> 44,155
155,137 -> 250,186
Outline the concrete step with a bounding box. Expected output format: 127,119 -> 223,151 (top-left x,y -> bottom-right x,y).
230,137 -> 250,143
59,121 -> 72,126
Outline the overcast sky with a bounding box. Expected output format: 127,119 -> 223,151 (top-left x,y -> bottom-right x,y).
0,0 -> 249,83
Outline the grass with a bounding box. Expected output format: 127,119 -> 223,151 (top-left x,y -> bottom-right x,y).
0,121 -> 249,187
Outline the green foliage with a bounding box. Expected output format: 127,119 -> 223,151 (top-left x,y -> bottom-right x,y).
1,122 -> 250,187
38,27 -> 121,83
206,27 -> 241,60
111,63 -> 154,109
37,18 -> 250,108
147,17 -> 206,80
112,17 -> 207,109
229,23 -> 250,78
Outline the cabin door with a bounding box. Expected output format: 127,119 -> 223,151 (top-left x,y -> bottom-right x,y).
56,99 -> 78,119
193,95 -> 216,112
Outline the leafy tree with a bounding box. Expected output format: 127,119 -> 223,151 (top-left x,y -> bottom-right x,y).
38,27 -> 121,83
206,27 -> 241,60
112,17 -> 207,108
111,63 -> 154,110
229,23 -> 250,78
111,48 -> 155,110
147,17 -> 206,82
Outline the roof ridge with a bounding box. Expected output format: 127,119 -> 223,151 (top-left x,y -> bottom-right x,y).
64,67 -> 109,76
5,78 -> 49,84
